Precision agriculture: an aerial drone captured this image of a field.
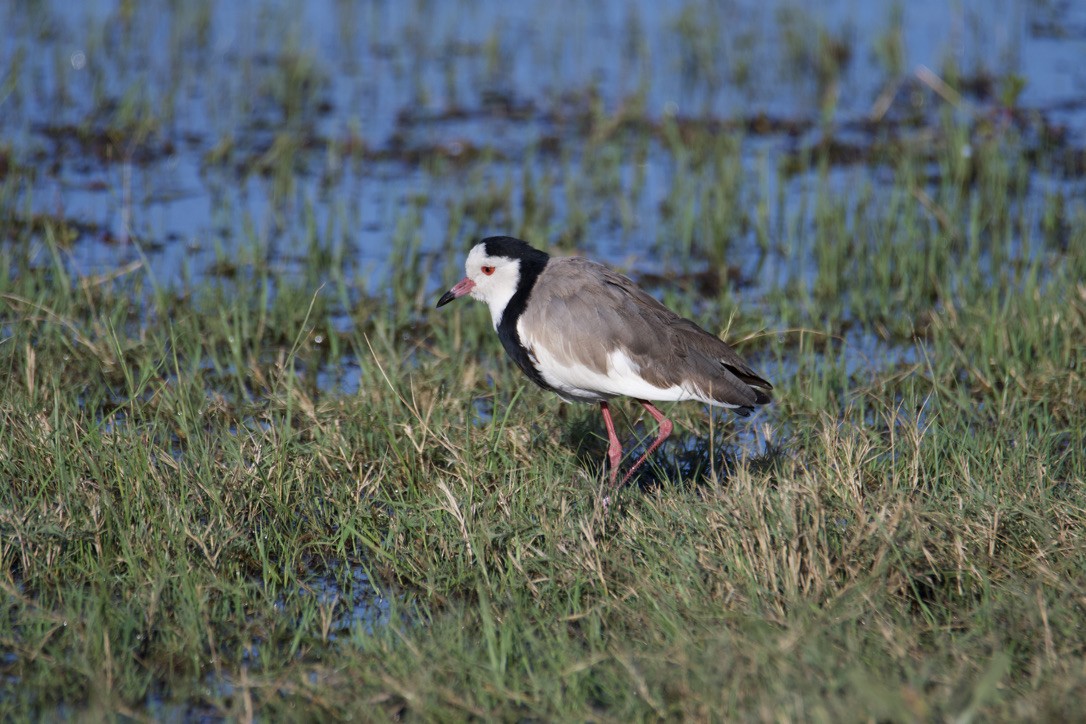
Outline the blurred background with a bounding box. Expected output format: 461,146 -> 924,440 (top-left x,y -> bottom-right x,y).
2,0 -> 1083,306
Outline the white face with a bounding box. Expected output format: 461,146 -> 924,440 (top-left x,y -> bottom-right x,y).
464,244 -> 521,326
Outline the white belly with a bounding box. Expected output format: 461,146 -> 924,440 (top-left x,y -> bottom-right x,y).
529,341 -> 699,404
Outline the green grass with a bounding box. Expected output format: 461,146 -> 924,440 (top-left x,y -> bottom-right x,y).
3,1 -> 1086,720
3,130 -> 1085,719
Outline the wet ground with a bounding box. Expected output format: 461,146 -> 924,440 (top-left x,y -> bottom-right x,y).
3,0 -> 1084,294
3,0 -> 1086,662
3,6 -> 1086,717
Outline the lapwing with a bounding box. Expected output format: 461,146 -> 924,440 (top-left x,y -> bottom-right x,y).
437,236 -> 772,487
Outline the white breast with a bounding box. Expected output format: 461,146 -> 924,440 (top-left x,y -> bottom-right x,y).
518,317 -> 698,403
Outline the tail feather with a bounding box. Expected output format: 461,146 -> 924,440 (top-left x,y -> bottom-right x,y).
722,363 -> 773,406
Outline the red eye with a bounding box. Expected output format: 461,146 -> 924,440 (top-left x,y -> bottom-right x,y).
481,265 -> 495,275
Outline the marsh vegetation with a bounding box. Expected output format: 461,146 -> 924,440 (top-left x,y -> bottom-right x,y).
2,0 -> 1084,719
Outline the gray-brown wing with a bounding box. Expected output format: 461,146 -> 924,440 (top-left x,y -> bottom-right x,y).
522,257 -> 772,408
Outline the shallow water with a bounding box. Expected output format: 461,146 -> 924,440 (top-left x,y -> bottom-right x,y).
3,0 -> 1083,294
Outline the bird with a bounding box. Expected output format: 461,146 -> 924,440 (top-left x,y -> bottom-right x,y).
436,236 -> 772,487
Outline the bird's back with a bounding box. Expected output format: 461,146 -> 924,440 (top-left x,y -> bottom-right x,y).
516,257 -> 772,410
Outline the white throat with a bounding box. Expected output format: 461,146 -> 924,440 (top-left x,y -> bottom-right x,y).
482,278 -> 518,329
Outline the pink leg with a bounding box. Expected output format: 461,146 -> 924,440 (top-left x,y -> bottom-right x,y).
619,400 -> 673,487
599,401 -> 623,486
